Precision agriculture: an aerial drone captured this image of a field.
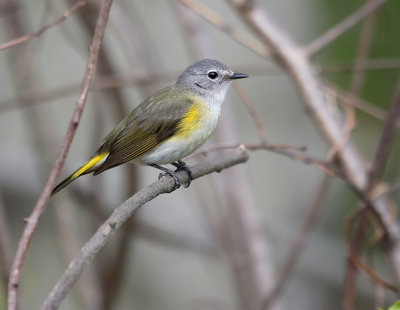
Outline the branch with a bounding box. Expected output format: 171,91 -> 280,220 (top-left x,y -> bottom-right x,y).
228,0 -> 400,289
232,82 -> 267,144
6,1 -> 114,309
199,143 -> 344,180
179,0 -> 270,58
323,82 -> 400,127
0,1 -> 87,51
367,77 -> 400,192
344,209 -> 398,292
41,147 -> 249,310
348,2 -> 375,95
343,6 -> 379,306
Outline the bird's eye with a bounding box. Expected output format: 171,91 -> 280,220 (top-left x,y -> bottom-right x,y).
207,71 -> 218,79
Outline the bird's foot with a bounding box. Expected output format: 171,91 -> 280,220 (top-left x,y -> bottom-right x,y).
148,164 -> 181,191
172,160 -> 193,188
157,170 -> 181,191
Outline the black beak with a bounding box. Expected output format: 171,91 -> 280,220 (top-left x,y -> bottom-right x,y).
230,72 -> 249,80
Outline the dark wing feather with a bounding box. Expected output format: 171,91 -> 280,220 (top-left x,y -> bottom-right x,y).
93,87 -> 195,174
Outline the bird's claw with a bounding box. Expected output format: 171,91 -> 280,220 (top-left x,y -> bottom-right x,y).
158,171 -> 181,191
173,160 -> 193,188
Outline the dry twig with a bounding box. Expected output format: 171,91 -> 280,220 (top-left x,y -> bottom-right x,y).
232,82 -> 268,144
7,1 -> 114,309
0,1 -> 86,51
179,0 -> 269,58
343,5 -> 378,307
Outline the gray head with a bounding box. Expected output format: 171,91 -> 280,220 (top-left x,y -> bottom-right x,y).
176,59 -> 248,98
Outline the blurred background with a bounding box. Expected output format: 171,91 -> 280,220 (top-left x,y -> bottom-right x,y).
0,0 -> 400,309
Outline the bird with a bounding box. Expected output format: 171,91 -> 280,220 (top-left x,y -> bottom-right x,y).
52,59 -> 248,195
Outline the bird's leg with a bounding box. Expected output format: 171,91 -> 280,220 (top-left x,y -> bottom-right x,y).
148,163 -> 181,190
171,160 -> 193,188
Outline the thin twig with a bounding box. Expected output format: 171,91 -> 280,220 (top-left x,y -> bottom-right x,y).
342,5 -> 376,307
200,142 -> 343,180
232,82 -> 268,144
6,1 -> 114,309
324,82 -> 400,127
349,3 -> 375,95
0,1 -> 86,51
305,0 -> 387,56
70,3 -> 142,307
179,0 -> 269,58
344,208 -> 398,291
367,76 -> 400,193
41,148 -> 249,310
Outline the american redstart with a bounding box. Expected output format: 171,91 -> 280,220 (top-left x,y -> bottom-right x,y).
52,59 -> 248,194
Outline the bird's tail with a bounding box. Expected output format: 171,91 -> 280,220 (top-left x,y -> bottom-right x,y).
51,152 -> 109,195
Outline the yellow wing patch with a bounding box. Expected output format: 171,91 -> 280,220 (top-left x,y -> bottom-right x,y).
176,101 -> 205,138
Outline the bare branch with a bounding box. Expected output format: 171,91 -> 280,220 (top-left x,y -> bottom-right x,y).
198,143 -> 343,180
228,0 -> 400,289
342,6 -> 377,306
232,82 -> 268,144
323,82 -> 400,127
0,1 -> 86,51
179,0 -> 270,58
349,5 -> 375,95
344,209 -> 398,291
367,76 -> 400,192
41,148 -> 249,310
7,1 -> 114,309
306,0 -> 387,56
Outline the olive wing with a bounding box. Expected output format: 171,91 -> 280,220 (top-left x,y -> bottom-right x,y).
94,94 -> 194,174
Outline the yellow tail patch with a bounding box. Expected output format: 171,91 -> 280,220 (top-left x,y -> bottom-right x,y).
71,153 -> 108,179
52,152 -> 108,195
